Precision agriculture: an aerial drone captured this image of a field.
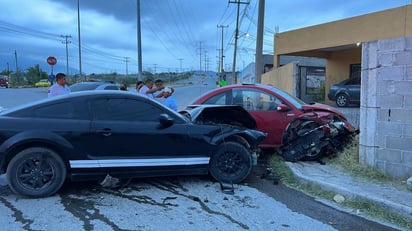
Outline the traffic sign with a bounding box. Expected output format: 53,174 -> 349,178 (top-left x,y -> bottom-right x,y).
47,56 -> 57,66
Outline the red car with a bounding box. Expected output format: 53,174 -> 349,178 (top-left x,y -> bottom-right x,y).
189,83 -> 357,161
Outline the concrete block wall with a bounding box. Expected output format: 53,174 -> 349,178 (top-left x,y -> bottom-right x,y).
360,36 -> 412,178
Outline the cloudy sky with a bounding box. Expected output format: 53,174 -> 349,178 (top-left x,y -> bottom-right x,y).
0,0 -> 409,76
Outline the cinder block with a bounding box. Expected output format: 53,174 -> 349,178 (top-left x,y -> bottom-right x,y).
376,95 -> 404,108
377,121 -> 405,135
394,52 -> 412,66
376,148 -> 402,163
377,66 -> 404,80
393,81 -> 412,95
391,109 -> 412,122
377,52 -> 393,67
377,80 -> 395,95
406,96 -> 412,108
406,36 -> 412,49
363,41 -> 378,68
403,151 -> 412,163
359,107 -> 377,144
406,66 -> 412,80
378,37 -> 406,51
386,136 -> 412,150
384,162 -> 412,178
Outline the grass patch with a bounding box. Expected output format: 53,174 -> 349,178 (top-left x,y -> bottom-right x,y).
267,135 -> 412,230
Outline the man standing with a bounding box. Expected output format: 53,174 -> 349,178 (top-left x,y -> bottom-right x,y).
162,87 -> 178,111
48,73 -> 70,97
139,79 -> 164,98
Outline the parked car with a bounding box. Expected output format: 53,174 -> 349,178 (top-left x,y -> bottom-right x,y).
189,83 -> 357,161
35,79 -> 51,87
70,81 -> 120,92
0,78 -> 9,88
0,91 -> 265,197
328,76 -> 361,107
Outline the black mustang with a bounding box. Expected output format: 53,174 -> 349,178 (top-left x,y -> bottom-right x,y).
0,91 -> 265,197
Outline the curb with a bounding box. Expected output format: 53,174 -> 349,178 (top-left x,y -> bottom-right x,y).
286,162 -> 412,219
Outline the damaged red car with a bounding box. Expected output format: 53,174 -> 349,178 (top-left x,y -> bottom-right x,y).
190,83 -> 357,161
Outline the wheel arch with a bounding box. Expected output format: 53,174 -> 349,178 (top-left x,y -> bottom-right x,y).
0,131 -> 73,172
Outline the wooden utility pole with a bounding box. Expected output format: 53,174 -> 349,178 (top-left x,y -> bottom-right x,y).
229,0 -> 249,84
255,0 -> 265,83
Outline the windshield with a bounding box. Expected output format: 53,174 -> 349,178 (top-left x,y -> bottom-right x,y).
269,86 -> 307,109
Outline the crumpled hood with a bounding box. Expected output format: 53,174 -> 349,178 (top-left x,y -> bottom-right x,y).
182,105 -> 257,129
301,103 -> 346,118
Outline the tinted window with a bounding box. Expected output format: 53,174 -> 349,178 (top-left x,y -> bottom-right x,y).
91,98 -> 164,121
103,85 -> 119,90
13,101 -> 89,120
346,77 -> 361,85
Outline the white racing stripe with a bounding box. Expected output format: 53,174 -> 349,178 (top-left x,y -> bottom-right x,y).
69,157 -> 210,168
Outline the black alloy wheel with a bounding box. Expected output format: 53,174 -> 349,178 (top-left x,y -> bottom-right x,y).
7,147 -> 67,198
209,142 -> 252,183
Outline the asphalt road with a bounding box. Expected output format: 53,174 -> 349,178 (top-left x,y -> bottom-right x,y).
0,77 -> 398,231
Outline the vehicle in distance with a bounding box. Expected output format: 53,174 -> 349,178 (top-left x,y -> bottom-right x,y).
34,79 -> 51,87
0,78 -> 9,88
70,81 -> 120,92
0,91 -> 265,197
327,76 -> 361,107
190,83 -> 357,161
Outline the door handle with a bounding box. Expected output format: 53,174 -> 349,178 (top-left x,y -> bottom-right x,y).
97,128 -> 112,137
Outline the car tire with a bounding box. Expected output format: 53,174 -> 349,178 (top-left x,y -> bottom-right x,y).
336,94 -> 349,107
6,147 -> 67,198
209,141 -> 252,184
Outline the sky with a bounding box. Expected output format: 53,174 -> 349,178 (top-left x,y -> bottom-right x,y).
0,0 -> 410,76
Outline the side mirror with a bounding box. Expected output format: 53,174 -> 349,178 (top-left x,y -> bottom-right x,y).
158,113 -> 174,128
276,103 -> 289,112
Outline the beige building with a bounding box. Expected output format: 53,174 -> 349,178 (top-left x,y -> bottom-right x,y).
263,4 -> 412,101
262,4 -> 412,178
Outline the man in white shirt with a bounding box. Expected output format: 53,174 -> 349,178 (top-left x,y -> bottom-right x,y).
139,79 -> 164,98
48,73 -> 71,97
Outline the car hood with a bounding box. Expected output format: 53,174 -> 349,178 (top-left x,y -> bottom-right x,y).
301,103 -> 346,118
182,105 -> 257,129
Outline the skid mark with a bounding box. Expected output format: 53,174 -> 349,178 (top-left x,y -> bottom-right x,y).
0,196 -> 35,230
60,195 -> 126,231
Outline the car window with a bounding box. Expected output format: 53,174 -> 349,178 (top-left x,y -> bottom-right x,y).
346,77 -> 361,85
203,92 -> 227,105
232,89 -> 283,111
11,101 -> 89,120
103,85 -> 119,90
90,98 -> 164,121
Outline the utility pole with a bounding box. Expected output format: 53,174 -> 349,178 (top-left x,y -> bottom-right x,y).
136,0 -> 143,81
198,42 -> 202,74
77,0 -> 83,81
14,50 -> 18,84
14,50 -> 18,73
153,64 -> 157,75
255,0 -> 264,83
178,58 -> 183,73
217,25 -> 228,74
124,57 -> 130,77
229,0 -> 249,84
204,52 -> 208,72
61,35 -> 72,77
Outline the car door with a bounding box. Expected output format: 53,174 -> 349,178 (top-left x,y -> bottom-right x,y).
231,88 -> 289,148
346,77 -> 361,102
87,96 -> 197,171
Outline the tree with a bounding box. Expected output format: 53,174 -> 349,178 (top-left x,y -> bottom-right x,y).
26,64 -> 47,84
